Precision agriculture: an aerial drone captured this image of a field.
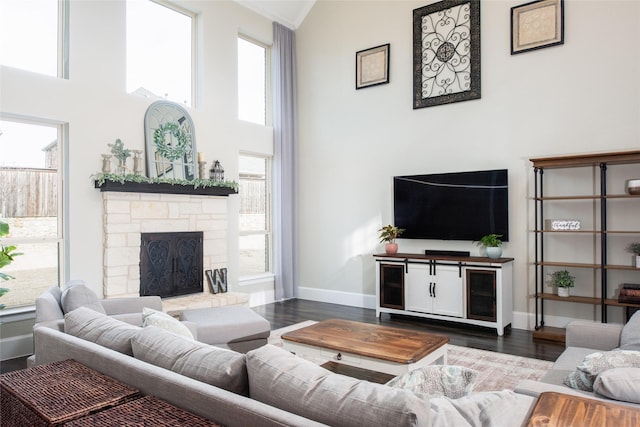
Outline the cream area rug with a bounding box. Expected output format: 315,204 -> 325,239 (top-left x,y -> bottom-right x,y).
268,321 -> 553,392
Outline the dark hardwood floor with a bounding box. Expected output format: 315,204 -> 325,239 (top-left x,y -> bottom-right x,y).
1,299 -> 564,374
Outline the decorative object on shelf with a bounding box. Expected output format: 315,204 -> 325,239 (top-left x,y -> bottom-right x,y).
144,100 -> 197,180
618,283 -> 640,304
210,160 -> 224,181
101,154 -> 112,173
0,221 -> 22,310
511,0 -> 564,55
549,270 -> 575,297
355,43 -> 390,89
132,150 -> 144,176
626,179 -> 640,195
476,234 -> 503,259
378,224 -> 404,255
626,242 -> 640,269
205,269 -> 218,294
545,219 -> 581,231
214,268 -> 228,293
413,0 -> 480,109
198,152 -> 206,180
108,138 -> 131,175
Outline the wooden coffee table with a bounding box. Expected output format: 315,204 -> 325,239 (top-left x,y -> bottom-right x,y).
281,319 -> 449,376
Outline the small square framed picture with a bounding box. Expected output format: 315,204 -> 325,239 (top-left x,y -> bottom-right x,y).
511,0 -> 564,54
355,44 -> 390,89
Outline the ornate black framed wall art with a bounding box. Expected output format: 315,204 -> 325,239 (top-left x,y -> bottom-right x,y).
511,0 -> 564,55
413,0 -> 481,109
356,44 -> 390,89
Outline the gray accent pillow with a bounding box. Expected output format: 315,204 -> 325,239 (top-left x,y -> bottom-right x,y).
60,284 -> 106,315
620,310 -> 640,350
593,367 -> 640,404
131,326 -> 248,396
563,350 -> 640,391
35,286 -> 64,323
386,365 -> 478,399
64,306 -> 140,355
246,344 -> 431,427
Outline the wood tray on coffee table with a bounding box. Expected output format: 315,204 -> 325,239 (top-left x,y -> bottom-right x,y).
281,318 -> 449,376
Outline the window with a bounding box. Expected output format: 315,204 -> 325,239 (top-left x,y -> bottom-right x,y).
0,119 -> 63,309
238,37 -> 268,125
239,155 -> 271,277
127,0 -> 194,107
0,0 -> 63,77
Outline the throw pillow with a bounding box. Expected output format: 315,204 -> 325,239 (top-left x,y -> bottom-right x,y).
386,365 -> 479,399
64,306 -> 140,355
593,367 -> 640,404
60,284 -> 106,315
142,307 -> 194,340
35,286 -> 64,323
620,310 -> 640,351
563,350 -> 640,391
246,344 -> 431,427
131,326 -> 248,396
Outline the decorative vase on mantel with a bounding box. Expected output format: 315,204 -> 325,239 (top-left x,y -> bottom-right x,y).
385,243 -> 398,255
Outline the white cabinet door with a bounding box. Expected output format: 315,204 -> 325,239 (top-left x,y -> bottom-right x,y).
432,265 -> 464,317
405,264 -> 432,313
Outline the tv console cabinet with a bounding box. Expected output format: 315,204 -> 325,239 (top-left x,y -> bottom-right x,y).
374,253 -> 514,335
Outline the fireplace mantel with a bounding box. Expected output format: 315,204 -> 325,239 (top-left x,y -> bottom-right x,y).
95,179 -> 237,196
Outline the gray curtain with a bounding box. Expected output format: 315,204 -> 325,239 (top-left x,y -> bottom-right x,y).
272,22 -> 297,300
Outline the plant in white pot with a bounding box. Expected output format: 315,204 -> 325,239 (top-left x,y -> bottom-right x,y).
378,225 -> 404,255
626,242 -> 640,269
549,270 -> 575,297
476,234 -> 503,259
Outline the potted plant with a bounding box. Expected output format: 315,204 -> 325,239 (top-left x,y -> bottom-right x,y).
626,242 -> 640,269
476,234 -> 503,259
378,225 -> 404,255
0,221 -> 22,310
549,270 -> 575,297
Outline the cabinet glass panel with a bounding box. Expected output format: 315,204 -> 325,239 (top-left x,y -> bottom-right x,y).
380,264 -> 404,310
467,269 -> 496,321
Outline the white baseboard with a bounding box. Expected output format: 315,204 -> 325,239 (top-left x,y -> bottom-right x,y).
1,334 -> 33,361
297,287 -> 376,309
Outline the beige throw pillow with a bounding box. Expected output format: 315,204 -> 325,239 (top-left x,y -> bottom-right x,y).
142,307 -> 194,340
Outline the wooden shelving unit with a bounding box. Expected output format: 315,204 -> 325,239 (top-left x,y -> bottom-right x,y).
530,150 -> 640,339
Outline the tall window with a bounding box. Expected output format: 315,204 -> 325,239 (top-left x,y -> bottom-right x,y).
0,119 -> 63,309
239,155 -> 271,277
238,37 -> 268,125
0,0 -> 63,77
127,0 -> 194,107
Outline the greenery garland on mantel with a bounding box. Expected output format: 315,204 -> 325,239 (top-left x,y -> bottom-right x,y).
94,173 -> 239,192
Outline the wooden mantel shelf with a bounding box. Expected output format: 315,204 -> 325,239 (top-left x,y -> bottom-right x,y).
94,179 -> 238,196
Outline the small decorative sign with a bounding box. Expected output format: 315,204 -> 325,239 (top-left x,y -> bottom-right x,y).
545,219 -> 581,231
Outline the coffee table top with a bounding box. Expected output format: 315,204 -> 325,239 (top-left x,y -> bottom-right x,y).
281,318 -> 449,364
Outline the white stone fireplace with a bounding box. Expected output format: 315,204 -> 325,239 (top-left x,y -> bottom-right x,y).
100,187 -> 247,312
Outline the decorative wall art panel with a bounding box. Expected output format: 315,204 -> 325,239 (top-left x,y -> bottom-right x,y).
356,44 -> 390,89
413,0 -> 481,109
511,0 -> 564,54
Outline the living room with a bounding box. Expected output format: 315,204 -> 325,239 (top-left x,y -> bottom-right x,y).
1,0 -> 639,424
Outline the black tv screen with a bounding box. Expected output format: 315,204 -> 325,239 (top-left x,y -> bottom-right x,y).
393,169 -> 509,242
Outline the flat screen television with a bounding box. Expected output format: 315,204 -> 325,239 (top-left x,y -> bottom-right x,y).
393,169 -> 509,242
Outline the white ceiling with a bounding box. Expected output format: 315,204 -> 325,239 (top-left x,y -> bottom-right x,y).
233,0 -> 316,29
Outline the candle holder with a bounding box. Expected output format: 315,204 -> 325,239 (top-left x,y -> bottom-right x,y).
133,150 -> 144,176
199,161 -> 207,180
101,154 -> 112,173
210,160 -> 224,181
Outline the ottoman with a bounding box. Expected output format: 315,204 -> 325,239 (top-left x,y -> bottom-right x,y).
180,305 -> 271,352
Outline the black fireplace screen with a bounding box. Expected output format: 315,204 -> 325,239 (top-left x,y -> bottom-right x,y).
140,232 -> 203,298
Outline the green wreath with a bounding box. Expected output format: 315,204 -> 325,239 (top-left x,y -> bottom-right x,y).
153,121 -> 191,161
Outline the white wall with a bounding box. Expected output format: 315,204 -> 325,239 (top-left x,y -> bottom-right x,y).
295,0 -> 640,327
0,0 -> 274,300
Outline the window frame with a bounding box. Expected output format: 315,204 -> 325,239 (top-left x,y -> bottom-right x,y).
237,34 -> 271,126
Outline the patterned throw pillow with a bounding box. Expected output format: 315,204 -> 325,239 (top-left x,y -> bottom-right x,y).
563,350 -> 640,391
386,365 -> 479,399
142,307 -> 194,340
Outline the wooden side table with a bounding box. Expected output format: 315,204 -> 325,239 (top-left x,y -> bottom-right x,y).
0,359 -> 140,426
526,392 -> 640,427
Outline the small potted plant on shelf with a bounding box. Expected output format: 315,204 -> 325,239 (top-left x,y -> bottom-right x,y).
627,242 -> 640,269
549,270 -> 575,297
378,225 -> 404,255
476,234 -> 503,259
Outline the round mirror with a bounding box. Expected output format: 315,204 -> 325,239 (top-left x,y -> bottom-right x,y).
144,101 -> 197,180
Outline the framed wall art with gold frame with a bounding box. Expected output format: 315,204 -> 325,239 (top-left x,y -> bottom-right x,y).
511,0 -> 564,55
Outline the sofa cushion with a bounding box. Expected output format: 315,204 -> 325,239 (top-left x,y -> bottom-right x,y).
142,307 -> 194,340
246,344 -> 431,427
620,310 -> 640,351
563,350 -> 640,391
131,326 -> 248,396
61,284 -> 106,315
35,286 -> 64,323
64,306 -> 140,355
386,365 -> 478,399
593,367 -> 640,404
